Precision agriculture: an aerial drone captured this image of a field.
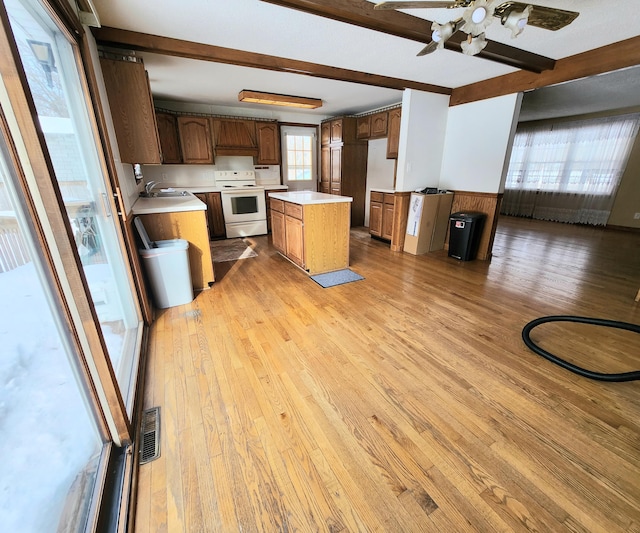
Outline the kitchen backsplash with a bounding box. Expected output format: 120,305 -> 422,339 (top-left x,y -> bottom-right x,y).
141,155 -> 282,187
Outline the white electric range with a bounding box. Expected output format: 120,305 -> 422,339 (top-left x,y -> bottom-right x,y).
214,170 -> 267,238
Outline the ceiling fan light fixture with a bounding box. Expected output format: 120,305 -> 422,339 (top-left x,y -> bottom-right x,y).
238,90 -> 322,109
502,4 -> 532,38
461,32 -> 488,55
461,0 -> 496,35
431,20 -> 454,48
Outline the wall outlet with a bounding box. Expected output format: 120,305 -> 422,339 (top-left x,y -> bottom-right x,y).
634,212 -> 640,220
161,172 -> 168,181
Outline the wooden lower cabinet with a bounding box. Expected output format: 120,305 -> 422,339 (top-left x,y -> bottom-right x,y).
285,214 -> 304,267
369,191 -> 395,241
138,209 -> 215,290
271,208 -> 286,252
270,197 -> 350,275
194,192 -> 225,240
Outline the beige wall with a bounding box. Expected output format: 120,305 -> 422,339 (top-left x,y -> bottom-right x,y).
609,129 -> 640,228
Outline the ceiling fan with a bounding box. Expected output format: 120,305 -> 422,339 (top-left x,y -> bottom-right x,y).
374,0 -> 579,57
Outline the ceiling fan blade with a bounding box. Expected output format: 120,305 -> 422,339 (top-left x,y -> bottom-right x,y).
374,1 -> 459,10
416,40 -> 439,56
495,2 -> 579,31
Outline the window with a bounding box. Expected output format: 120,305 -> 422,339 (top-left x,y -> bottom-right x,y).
505,114 -> 640,195
502,113 -> 640,225
286,134 -> 313,181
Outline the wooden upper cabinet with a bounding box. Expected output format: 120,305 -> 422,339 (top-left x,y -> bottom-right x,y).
256,122 -> 280,165
370,111 -> 388,139
177,116 -> 214,164
320,122 -> 331,145
386,108 -> 402,159
99,57 -> 161,164
155,112 -> 182,164
356,116 -> 371,140
212,119 -> 258,156
329,117 -> 357,144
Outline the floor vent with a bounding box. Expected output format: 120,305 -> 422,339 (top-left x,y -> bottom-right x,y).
139,407 -> 160,464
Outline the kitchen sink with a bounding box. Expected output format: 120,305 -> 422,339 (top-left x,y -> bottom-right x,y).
140,190 -> 190,198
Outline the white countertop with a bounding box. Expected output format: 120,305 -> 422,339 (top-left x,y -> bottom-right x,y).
131,191 -> 206,215
157,184 -> 289,194
268,191 -> 353,205
370,188 -> 396,194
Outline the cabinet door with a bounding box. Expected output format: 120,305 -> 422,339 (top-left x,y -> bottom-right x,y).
369,201 -> 383,237
207,192 -> 226,239
320,122 -> 331,145
256,122 -> 280,164
285,215 -> 304,267
320,146 -> 330,191
370,111 -> 388,139
177,116 -> 214,164
330,145 -> 342,194
156,112 -> 182,164
99,58 -> 161,164
271,210 -> 286,253
356,116 -> 371,140
382,201 -> 395,241
330,120 -> 343,143
386,108 -> 402,159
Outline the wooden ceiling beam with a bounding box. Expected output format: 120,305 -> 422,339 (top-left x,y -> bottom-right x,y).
260,0 -> 555,73
450,35 -> 640,106
91,26 -> 451,95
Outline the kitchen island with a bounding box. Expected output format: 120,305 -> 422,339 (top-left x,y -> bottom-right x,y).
132,192 -> 215,290
268,191 -> 352,275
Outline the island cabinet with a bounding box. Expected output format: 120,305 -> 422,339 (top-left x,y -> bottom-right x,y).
194,192 -> 225,240
269,192 -> 351,275
99,57 -> 161,164
177,116 -> 214,164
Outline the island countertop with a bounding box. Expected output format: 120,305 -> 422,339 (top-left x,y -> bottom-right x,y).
268,191 -> 352,205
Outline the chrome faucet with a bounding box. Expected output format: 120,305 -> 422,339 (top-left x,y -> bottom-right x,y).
144,181 -> 157,196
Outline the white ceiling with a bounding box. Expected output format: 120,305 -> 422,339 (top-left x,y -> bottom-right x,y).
90,0 -> 640,118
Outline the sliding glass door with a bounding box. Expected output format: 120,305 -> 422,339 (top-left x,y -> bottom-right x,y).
0,126 -> 103,532
0,0 -> 144,530
4,0 -> 142,413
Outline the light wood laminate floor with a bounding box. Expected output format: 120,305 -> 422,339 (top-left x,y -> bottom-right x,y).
135,216 -> 640,532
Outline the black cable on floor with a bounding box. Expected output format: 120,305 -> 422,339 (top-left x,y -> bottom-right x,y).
521,315 -> 640,382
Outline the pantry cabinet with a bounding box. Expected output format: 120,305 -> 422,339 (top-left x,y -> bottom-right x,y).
177,116 -> 214,164
99,57 -> 161,164
320,117 -> 367,226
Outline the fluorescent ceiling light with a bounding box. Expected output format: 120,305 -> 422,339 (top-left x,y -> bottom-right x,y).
238,90 -> 322,109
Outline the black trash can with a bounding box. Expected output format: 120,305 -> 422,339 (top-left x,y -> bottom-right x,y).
448,212 -> 486,261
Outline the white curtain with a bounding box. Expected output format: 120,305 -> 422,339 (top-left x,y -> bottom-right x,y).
502,113 -> 640,225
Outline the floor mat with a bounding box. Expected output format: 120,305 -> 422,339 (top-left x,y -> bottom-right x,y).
310,269 -> 364,288
210,239 -> 257,263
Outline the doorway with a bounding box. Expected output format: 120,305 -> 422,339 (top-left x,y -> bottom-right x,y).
281,125 -> 317,191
